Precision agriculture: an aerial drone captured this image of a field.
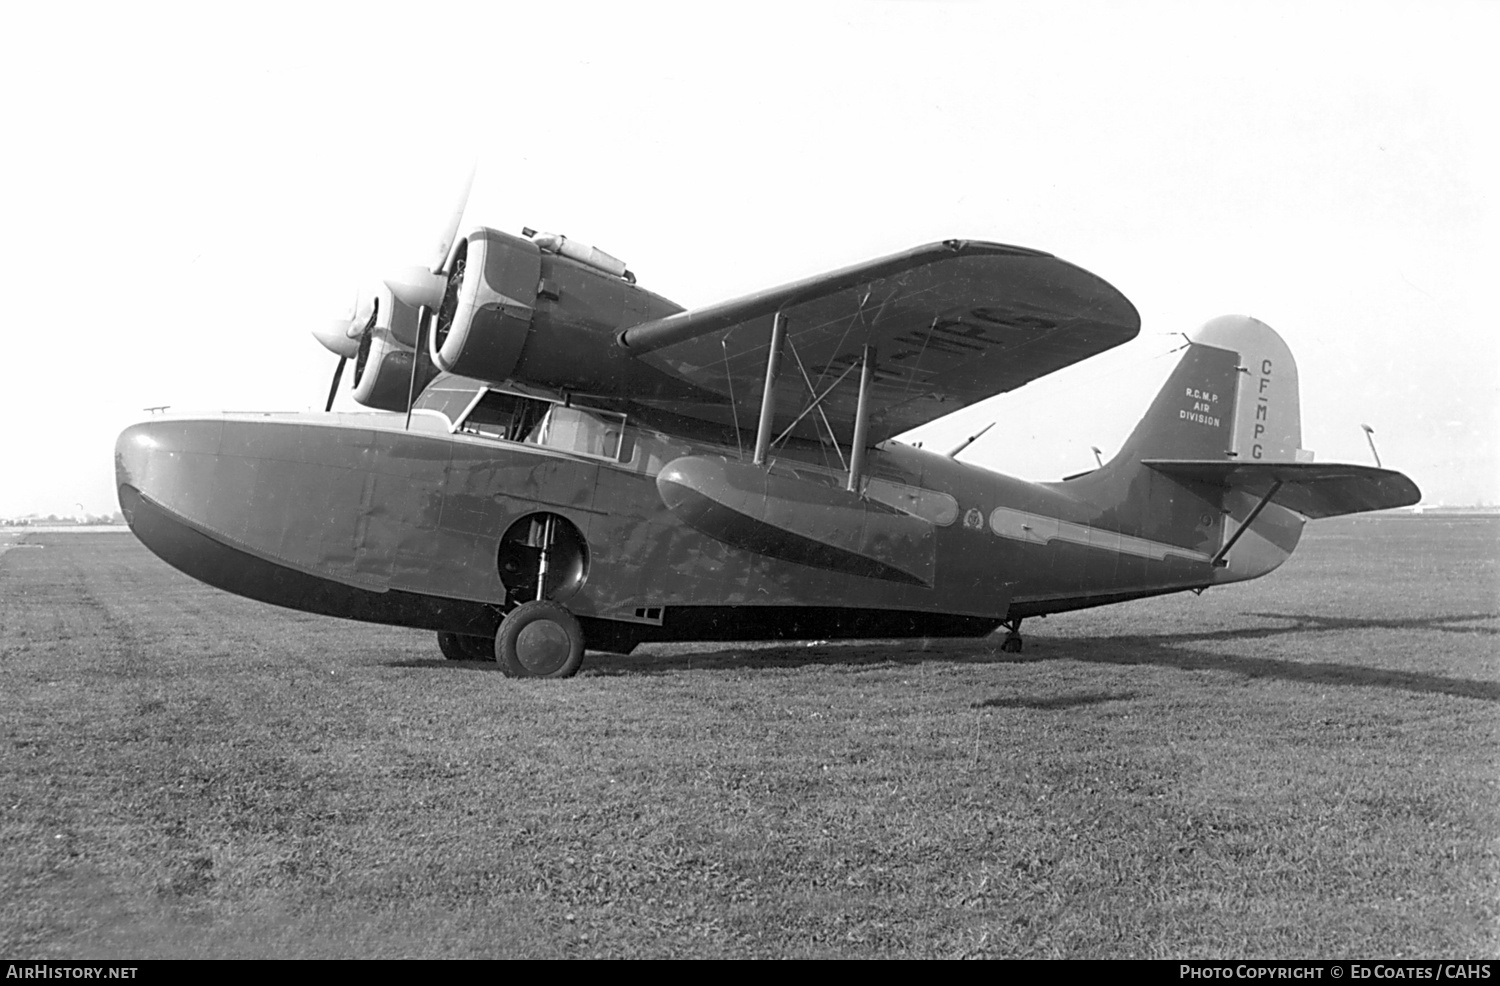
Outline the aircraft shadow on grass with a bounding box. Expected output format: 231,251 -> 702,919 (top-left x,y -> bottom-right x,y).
1022,628 -> 1500,704
971,690 -> 1138,711
398,610 -> 1500,703
1208,611 -> 1494,639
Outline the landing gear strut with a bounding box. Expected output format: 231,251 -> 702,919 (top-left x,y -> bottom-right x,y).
999,618 -> 1024,654
492,511 -> 592,678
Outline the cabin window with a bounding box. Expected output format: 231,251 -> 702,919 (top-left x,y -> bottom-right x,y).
864,478 -> 960,527
533,405 -> 626,461
456,389 -> 626,462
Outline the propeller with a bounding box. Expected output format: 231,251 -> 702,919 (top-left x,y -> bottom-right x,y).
324,353 -> 347,413
312,165 -> 476,410
311,290 -> 373,411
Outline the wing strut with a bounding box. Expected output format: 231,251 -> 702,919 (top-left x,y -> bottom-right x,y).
846,346 -> 877,492
751,312 -> 788,466
1211,480 -> 1283,568
746,320 -> 877,493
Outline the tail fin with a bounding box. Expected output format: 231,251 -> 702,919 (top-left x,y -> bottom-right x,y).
1069,315 -> 1310,584
1073,315 -> 1418,586
1110,314 -> 1307,467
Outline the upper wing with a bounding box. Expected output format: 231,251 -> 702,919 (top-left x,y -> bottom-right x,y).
1142,460 -> 1422,518
618,240 -> 1139,444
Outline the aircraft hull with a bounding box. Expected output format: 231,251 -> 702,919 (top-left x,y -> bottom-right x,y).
117,481 -> 498,636
113,413 -> 1032,643
116,478 -> 1001,648
114,408 -> 1234,648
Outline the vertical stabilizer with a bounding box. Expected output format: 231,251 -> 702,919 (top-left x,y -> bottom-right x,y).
1067,315 -> 1307,584
1104,314 -> 1308,469
1194,314 -> 1307,463
1107,333 -> 1242,466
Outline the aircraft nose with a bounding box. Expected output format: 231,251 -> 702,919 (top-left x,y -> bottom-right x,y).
114,419 -> 224,528
115,423 -> 156,524
115,422 -> 154,494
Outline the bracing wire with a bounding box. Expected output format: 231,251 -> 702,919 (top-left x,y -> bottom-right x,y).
721,336 -> 744,459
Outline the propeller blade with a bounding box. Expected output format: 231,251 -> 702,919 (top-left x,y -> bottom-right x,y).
325,356 -> 347,412
404,307 -> 430,430
431,163 -> 476,275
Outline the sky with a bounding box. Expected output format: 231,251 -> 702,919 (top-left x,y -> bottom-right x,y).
1,0 -> 1495,517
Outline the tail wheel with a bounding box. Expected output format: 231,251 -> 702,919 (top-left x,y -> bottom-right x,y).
496,600 -> 586,679
437,631 -> 494,661
999,617 -> 1024,654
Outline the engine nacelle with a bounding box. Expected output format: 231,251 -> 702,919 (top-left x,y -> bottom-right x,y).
430,228 -> 542,382
351,283 -> 437,412
430,227 -> 685,396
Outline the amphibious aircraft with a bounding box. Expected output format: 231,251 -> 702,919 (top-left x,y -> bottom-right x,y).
115,187 -> 1420,677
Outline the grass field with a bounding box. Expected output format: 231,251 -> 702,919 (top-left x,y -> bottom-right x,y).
2,516 -> 1496,958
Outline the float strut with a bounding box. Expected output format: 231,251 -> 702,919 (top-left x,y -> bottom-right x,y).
752,311 -> 787,466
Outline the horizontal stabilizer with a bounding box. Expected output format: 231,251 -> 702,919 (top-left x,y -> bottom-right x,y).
1141,460 -> 1421,519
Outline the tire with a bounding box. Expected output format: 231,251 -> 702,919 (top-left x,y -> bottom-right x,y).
495,601 -> 586,679
438,631 -> 494,662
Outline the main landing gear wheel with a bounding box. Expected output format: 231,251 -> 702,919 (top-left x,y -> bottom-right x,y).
495,601 -> 586,679
999,618 -> 1024,654
437,631 -> 494,661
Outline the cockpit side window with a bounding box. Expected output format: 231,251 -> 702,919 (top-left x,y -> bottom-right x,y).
458,391 -> 552,443
455,389 -> 627,462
